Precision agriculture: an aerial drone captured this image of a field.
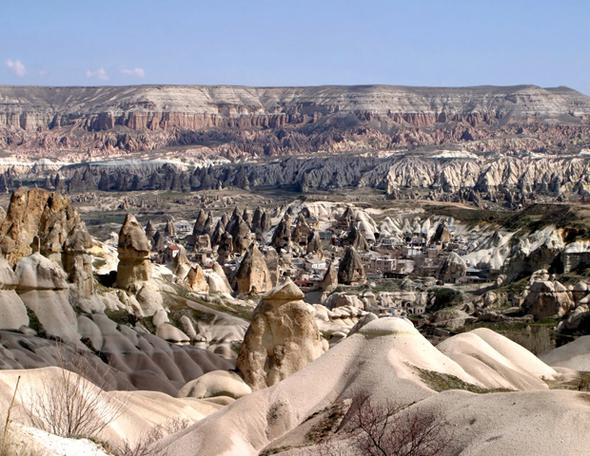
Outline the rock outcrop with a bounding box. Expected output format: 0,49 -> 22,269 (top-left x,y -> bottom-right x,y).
523,280 -> 575,320
0,188 -> 95,299
185,264 -> 209,293
271,215 -> 291,252
292,214 -> 313,247
0,255 -> 28,330
320,261 -> 338,293
16,252 -> 79,343
227,216 -> 251,254
2,85 -> 589,162
1,85 -> 590,207
178,370 -> 252,400
233,243 -> 273,295
116,214 -> 152,289
346,224 -> 369,251
337,247 -> 366,285
0,188 -> 90,265
438,252 -> 467,283
237,280 -> 327,389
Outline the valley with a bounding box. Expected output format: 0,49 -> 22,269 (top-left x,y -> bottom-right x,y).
0,84 -> 589,455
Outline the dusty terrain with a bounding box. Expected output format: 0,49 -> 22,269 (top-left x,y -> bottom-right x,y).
0,84 -> 589,455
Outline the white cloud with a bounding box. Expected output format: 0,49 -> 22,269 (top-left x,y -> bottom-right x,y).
5,59 -> 26,77
85,67 -> 109,80
121,67 -> 145,78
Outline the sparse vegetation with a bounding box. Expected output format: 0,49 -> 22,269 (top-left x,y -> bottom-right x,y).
426,204 -> 510,227
305,401 -> 349,443
428,287 -> 463,312
415,367 -> 512,394
318,394 -> 452,456
114,418 -> 190,456
427,202 -> 590,236
544,372 -> 590,391
260,445 -> 294,456
25,352 -> 125,441
24,309 -> 43,336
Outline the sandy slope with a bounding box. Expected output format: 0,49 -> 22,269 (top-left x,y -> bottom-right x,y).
438,328 -> 557,390
280,389 -> 590,456
540,335 -> 590,371
0,319 -> 584,455
159,318 -> 563,456
0,367 -> 222,450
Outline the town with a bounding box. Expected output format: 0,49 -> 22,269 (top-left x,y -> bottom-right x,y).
141,202 -> 497,320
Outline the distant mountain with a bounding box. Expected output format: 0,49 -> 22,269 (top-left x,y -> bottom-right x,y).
1,84 -> 589,157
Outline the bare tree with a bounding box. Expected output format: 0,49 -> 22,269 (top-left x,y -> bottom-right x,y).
320,394 -> 451,456
25,349 -> 125,440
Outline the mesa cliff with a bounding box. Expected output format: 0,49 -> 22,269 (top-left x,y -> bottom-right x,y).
1,84 -> 589,157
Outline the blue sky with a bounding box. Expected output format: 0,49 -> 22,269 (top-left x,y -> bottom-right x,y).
1,0 -> 589,93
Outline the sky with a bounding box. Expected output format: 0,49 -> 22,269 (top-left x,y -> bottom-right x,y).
1,0 -> 589,94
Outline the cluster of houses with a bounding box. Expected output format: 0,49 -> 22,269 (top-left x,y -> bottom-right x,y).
142,205 -> 498,319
